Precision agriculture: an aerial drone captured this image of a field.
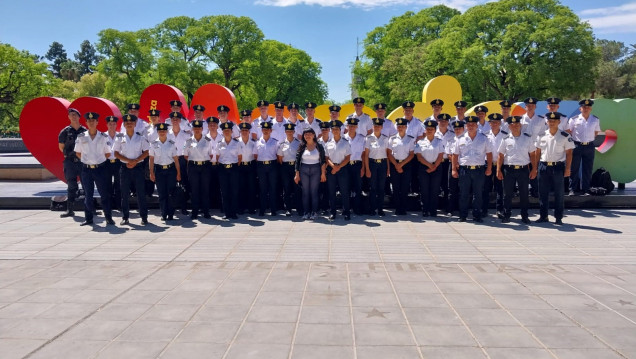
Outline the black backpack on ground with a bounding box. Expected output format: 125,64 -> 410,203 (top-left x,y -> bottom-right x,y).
590,167 -> 615,195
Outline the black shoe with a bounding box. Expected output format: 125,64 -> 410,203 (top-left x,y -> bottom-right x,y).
190,214 -> 198,220
203,213 -> 211,219
181,209 -> 190,215
521,216 -> 530,224
285,211 -> 292,217
248,210 -> 256,215
568,190 -> 575,196
60,211 -> 74,218
535,217 -> 549,223
120,219 -> 129,225
259,211 -> 265,216
161,216 -> 167,221
270,211 -> 277,217
378,210 -> 385,217
422,212 -> 428,217
555,218 -> 564,225
497,211 -> 505,219
501,217 -> 510,223
344,214 -> 350,221
105,216 -> 115,225
474,217 -> 483,223
329,214 -> 336,220
230,215 -> 238,219
222,215 -> 230,220
167,215 -> 174,221
80,220 -> 93,226
368,210 -> 376,216
458,217 -> 467,222
141,218 -> 148,225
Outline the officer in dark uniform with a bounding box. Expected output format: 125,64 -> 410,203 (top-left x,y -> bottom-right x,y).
217,122 -> 241,219
496,116 -> 537,224
114,114 -> 150,225
277,123 -> 301,216
105,116 -> 121,210
149,123 -> 181,221
254,121 -> 279,216
74,112 -> 115,226
58,108 -> 87,218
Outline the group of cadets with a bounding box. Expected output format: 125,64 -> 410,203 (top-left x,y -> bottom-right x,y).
58,96 -> 600,227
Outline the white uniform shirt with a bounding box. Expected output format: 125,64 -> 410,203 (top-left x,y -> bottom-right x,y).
536,130 -> 575,162
478,120 -> 491,134
149,139 -> 177,165
277,138 -> 301,162
435,128 -> 455,159
253,137 -> 279,161
452,132 -> 493,166
365,134 -> 389,160
415,136 -> 443,163
346,112 -> 372,135
405,117 -> 424,139
184,136 -> 213,162
325,138 -> 352,164
445,135 -> 462,156
388,134 -> 415,161
74,132 -> 111,165
271,119 -> 289,142
107,133 -> 118,160
118,118 -> 147,135
238,138 -> 256,162
521,113 -> 547,140
381,119 -> 398,137
252,116 -> 273,139
498,133 -> 535,165
218,121 -> 240,139
216,138 -> 241,164
345,133 -> 366,161
296,118 -> 322,138
113,132 -> 150,163
206,133 -> 223,163
568,114 -> 601,142
169,128 -> 191,156
486,129 -> 508,163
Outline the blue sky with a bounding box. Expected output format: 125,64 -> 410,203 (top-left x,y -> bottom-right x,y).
1,0 -> 634,102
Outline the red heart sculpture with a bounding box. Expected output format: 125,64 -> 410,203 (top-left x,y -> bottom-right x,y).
20,97 -> 71,182
188,84 -> 239,122
140,84 -> 188,123
69,97 -> 123,132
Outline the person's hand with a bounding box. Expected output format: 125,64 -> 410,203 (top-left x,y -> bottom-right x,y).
320,173 -> 327,182
360,167 -> 365,178
365,169 -> 371,178
529,169 -> 537,180
176,173 -> 181,181
496,170 -> 503,181
126,161 -> 136,169
150,172 -> 155,182
485,167 -> 492,176
452,169 -> 458,178
294,172 -> 300,184
396,166 -> 403,174
564,168 -> 571,178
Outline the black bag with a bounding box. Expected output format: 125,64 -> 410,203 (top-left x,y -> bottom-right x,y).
171,182 -> 187,208
50,196 -> 67,211
590,167 -> 615,194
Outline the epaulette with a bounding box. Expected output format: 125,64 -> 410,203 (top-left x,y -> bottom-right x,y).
233,138 -> 239,142
100,132 -> 108,137
380,134 -> 387,138
168,140 -> 175,144
135,132 -> 142,136
538,115 -> 544,118
272,138 -> 279,141
116,133 -> 124,138
523,133 -> 531,137
560,131 -> 569,137
77,132 -> 86,137
407,135 -> 415,139
205,137 -> 211,141
501,130 -> 508,135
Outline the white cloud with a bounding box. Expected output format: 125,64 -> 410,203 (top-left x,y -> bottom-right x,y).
254,0 -> 480,11
581,2 -> 636,34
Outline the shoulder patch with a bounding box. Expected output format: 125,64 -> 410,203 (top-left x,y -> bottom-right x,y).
100,132 -> 108,137
523,133 -> 531,137
501,130 -> 508,135
135,132 -> 142,136
380,134 -> 387,138
168,140 -> 175,144
77,132 -> 86,137
116,133 -> 124,138
560,131 -> 570,137
205,137 -> 211,141
233,138 -> 239,142
407,135 -> 414,139
538,115 -> 544,118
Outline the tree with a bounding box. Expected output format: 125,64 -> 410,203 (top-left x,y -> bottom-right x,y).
96,28 -> 156,106
241,40 -> 327,110
422,0 -> 598,102
353,5 -> 460,107
194,15 -> 264,94
44,41 -> 68,78
59,60 -> 84,82
0,43 -> 57,130
594,39 -> 636,98
74,40 -> 100,76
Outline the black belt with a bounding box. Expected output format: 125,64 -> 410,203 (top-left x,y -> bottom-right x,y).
574,141 -> 592,146
460,165 -> 483,170
440,158 -> 449,162
189,160 -> 208,166
371,158 -> 386,163
504,164 -> 528,170
210,162 -> 218,166
220,163 -> 235,169
349,160 -> 361,165
396,159 -> 408,163
284,161 -> 296,166
259,160 -> 273,165
155,163 -> 174,170
541,161 -> 564,166
84,162 -> 106,169
241,161 -> 253,166
109,159 -> 119,164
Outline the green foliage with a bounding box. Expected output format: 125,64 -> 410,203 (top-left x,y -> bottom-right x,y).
0,43 -> 56,130
74,40 -> 100,76
594,40 -> 636,98
44,41 -> 68,78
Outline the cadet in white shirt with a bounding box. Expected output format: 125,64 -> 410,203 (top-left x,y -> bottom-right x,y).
346,97 -> 372,136
536,112 -> 575,225
114,114 -> 150,225
169,100 -> 192,132
74,112 -> 115,226
446,120 -> 465,215
216,122 -> 241,220
498,100 -> 513,133
546,97 -> 569,131
389,118 -> 416,215
142,109 -> 162,198
271,101 -> 289,142
372,103 -> 396,137
295,102 -> 322,140
425,99 -> 444,124
104,116 -> 121,211
496,116 -> 537,224
435,113 -> 455,214
206,117 -> 223,211
568,99 -> 601,195
169,113 -> 192,215
344,117 -> 366,215
415,119 -> 444,217
253,100 -> 273,140
520,97 -> 544,198
364,118 -> 390,216
402,101 -> 424,196
192,104 -> 208,136
325,120 -> 352,220
317,121 -> 332,213
238,122 -> 257,214
277,123 -> 301,217
149,123 -> 181,222
483,113 -> 507,218
217,105 -> 240,139
254,121 -> 279,216
184,119 -> 213,219
451,116 -> 494,222
118,103 -> 147,135
451,100 -> 468,126
475,105 -> 490,134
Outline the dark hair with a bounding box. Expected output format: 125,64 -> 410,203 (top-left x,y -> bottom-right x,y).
300,128 -> 317,146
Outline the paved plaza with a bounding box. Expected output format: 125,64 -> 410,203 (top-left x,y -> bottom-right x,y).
0,209 -> 635,358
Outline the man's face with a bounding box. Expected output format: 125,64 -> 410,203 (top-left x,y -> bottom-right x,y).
262,128 -> 272,136
171,118 -> 181,129
477,112 -> 486,121
547,119 -> 559,129
259,106 -> 268,117
375,109 -> 386,118
241,129 -> 250,138
580,105 -> 592,116
124,120 -> 135,130
330,111 -> 339,120
509,122 -> 521,133
107,121 -> 117,132
171,106 -> 181,113
425,126 -> 436,136
548,103 -> 559,112
68,112 -> 80,123
403,108 -> 414,118
222,128 -> 232,137
306,108 -> 315,117
466,122 -> 478,133
149,116 -> 160,125
218,110 -> 228,120
348,124 -> 358,133
456,107 -> 466,117
332,126 -> 341,136
438,119 -> 449,130
275,108 -> 284,118
354,103 -> 363,113
290,109 -> 299,119
321,128 -> 330,137
526,103 -> 536,113
209,123 -> 219,132
194,110 -> 204,119
242,116 -> 252,123
86,118 -> 98,130
193,127 -> 203,136
454,127 -> 465,136
432,105 -> 442,113
501,107 -> 511,117
490,120 -> 501,131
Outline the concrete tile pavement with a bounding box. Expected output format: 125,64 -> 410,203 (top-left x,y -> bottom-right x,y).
0,209 -> 634,358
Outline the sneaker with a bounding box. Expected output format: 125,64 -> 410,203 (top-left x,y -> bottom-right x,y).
309,212 -> 316,220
